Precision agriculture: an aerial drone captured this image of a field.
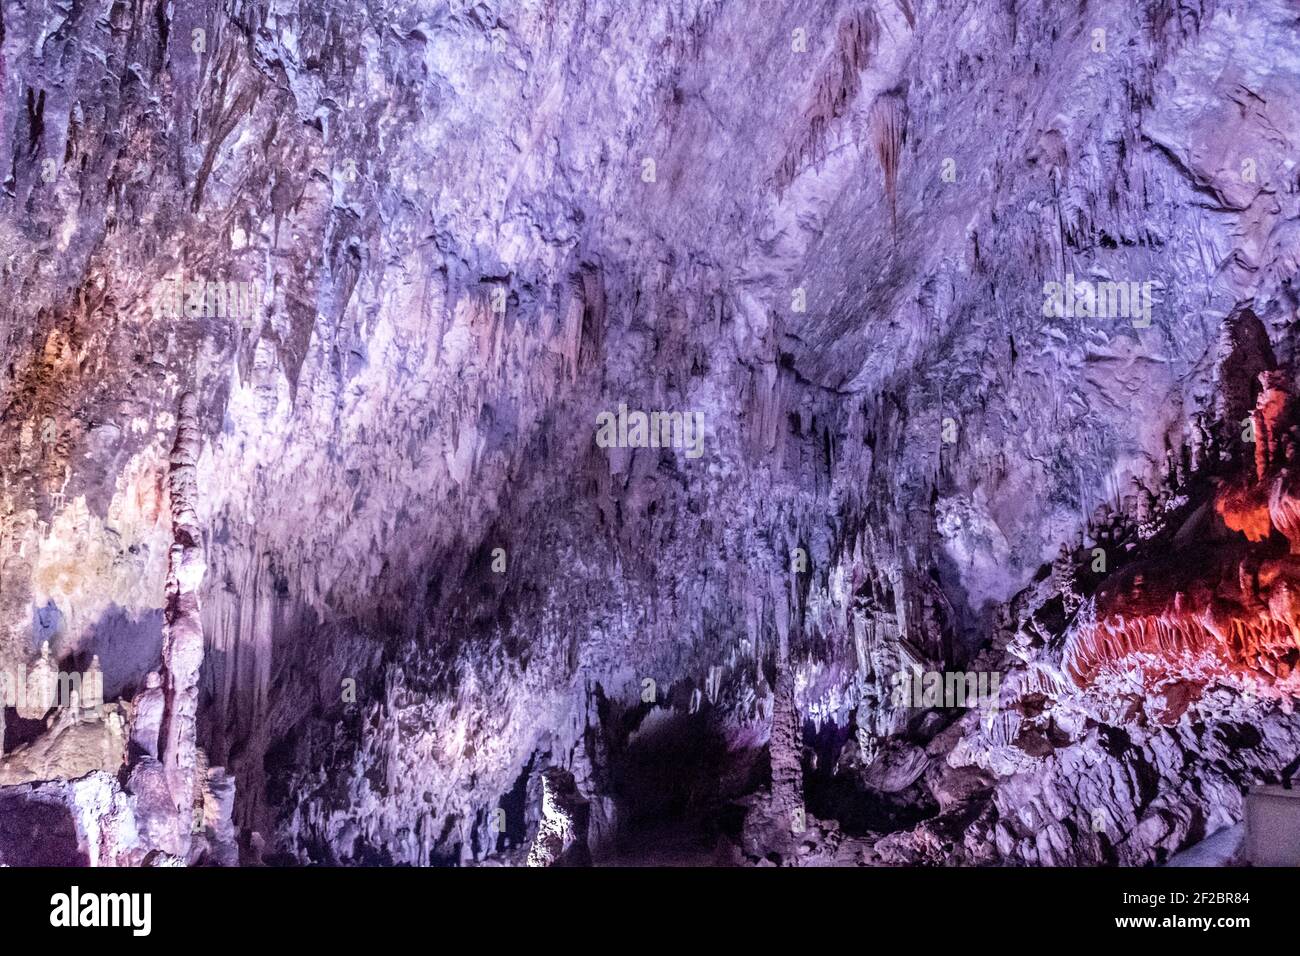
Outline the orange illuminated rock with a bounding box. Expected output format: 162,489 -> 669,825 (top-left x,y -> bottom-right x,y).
1067,367 -> 1300,701
1064,550 -> 1300,691
1254,371 -> 1291,480
1216,481 -> 1272,542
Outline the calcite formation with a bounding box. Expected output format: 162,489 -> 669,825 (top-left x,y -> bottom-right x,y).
1,0 -> 1300,870
526,768 -> 590,867
158,391 -> 207,855
1064,321 -> 1300,701
0,399 -> 233,864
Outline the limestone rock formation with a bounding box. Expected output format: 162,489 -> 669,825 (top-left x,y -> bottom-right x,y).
526,768 -> 591,867
1,0 -> 1299,871
129,672 -> 165,760
0,771 -> 143,867
0,398 -> 232,865
159,392 -> 207,859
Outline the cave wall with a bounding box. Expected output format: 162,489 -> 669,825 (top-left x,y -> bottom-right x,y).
2,0 -> 1299,864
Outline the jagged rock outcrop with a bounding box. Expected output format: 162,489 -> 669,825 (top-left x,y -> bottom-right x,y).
0,771 -> 143,867
526,768 -> 591,867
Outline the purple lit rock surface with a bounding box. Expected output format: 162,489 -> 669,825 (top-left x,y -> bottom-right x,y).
0,0 -> 1298,866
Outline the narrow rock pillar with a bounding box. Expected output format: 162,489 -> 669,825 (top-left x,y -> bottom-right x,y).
159,392 -> 206,851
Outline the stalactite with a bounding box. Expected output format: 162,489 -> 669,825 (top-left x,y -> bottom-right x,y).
1214,306 -> 1275,432
869,91 -> 907,234
773,5 -> 879,190
1253,370 -> 1291,481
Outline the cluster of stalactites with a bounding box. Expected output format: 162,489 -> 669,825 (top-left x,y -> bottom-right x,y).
773,5 -> 880,191
1063,376 -> 1300,695
1216,370 -> 1300,547
1059,309 -> 1300,697
1051,438 -> 1195,618
1064,603 -> 1299,688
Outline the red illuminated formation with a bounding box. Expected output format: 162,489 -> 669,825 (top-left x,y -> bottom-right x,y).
1066,368 -> 1300,703
1253,371 -> 1291,481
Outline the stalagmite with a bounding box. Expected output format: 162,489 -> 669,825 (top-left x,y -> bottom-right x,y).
1253,371 -> 1291,481
158,392 -> 207,857
18,641 -> 56,720
130,672 -> 165,759
1214,307 -> 1276,431
769,582 -> 805,832
81,655 -> 104,721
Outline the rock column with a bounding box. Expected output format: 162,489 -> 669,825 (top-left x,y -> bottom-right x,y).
769,581 -> 805,833
158,392 -> 206,855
